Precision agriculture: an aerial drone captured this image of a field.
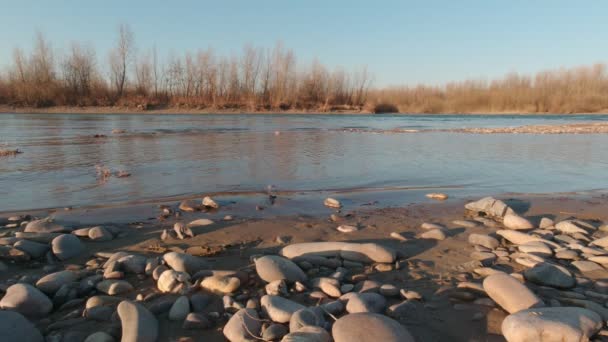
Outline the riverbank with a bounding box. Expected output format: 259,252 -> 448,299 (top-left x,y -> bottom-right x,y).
1,192 -> 608,341
4,105 -> 608,115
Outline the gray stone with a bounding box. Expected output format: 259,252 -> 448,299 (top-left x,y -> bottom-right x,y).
163,252 -> 209,274
84,332 -> 115,342
88,226 -> 113,241
118,254 -> 147,274
524,262 -> 575,289
0,283 -> 53,317
289,308 -> 324,333
36,270 -> 78,294
13,240 -> 49,258
223,308 -> 262,342
0,311 -> 44,342
24,219 -> 67,233
262,323 -> 288,341
260,295 -> 305,323
332,313 -> 415,342
345,293 -> 387,314
190,293 -> 211,312
117,301 -> 158,342
483,273 -> 544,314
502,307 -> 602,342
169,296 -> 190,321
282,326 -> 331,342
183,312 -> 211,329
95,279 -> 133,295
51,234 -> 85,260
255,255 -> 307,283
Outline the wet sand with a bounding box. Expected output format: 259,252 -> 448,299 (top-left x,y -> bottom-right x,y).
2,191 -> 608,341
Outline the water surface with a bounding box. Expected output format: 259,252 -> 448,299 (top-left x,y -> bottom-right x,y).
1,113 -> 607,212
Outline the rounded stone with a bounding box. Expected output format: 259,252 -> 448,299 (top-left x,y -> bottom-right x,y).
117,301 -> 158,342
468,233 -> 499,249
0,283 -> 53,317
502,307 -> 602,342
262,323 -> 288,341
95,279 -> 133,295
157,269 -> 190,293
183,312 -> 211,329
24,219 -> 66,233
483,273 -> 544,314
420,229 -> 446,240
84,332 -> 115,342
13,240 -> 49,258
289,308 -> 324,333
201,275 -> 240,294
88,226 -> 113,241
51,234 -> 85,260
36,270 -> 78,294
255,255 -> 307,283
0,310 -> 44,342
163,252 -> 209,274
332,313 -> 414,342
503,213 -> 534,230
283,326 -> 331,342
169,296 -> 190,321
260,295 -> 305,323
345,293 -> 387,314
523,262 -> 575,289
223,308 -> 261,342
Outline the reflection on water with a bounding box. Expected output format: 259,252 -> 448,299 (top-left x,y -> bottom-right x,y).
1,113 -> 607,211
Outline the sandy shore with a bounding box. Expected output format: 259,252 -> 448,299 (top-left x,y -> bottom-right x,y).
1,191 -> 608,341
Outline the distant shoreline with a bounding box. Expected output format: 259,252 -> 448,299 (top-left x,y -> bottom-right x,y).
2,105 -> 608,115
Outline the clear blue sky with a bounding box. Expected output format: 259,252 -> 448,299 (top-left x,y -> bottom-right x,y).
1,0 -> 607,86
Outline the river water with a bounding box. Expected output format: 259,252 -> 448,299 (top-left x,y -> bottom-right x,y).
1,113 -> 607,212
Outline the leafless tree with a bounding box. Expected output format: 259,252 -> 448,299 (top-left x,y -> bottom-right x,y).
108,24 -> 134,100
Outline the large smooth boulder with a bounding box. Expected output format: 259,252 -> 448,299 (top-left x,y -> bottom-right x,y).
223,308 -> 262,342
0,283 -> 53,317
260,295 -> 305,323
24,219 -> 67,233
502,307 -> 602,342
254,255 -> 307,283
332,313 -> 415,342
524,262 -> 575,289
36,270 -> 78,294
465,197 -> 512,218
52,234 -> 85,260
280,242 -> 395,264
503,213 -> 534,230
483,273 -> 544,313
0,311 -> 44,342
163,252 -> 209,274
117,301 -> 158,342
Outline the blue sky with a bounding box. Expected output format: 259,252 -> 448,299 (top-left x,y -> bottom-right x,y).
1,0 -> 607,86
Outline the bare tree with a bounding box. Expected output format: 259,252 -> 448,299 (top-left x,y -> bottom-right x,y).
62,42 -> 96,101
108,24 -> 134,100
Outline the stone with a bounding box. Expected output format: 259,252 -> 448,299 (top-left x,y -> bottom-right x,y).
337,225 -> 358,233
88,226 -> 113,241
555,249 -> 578,260
202,196 -> 219,208
96,280 -> 133,295
51,234 -> 85,260
468,233 -> 499,249
282,326 -> 331,342
387,300 -> 417,318
420,228 -> 447,240
85,305 -> 114,321
84,332 -> 115,342
157,269 -> 191,293
0,311 -> 44,342
223,308 -> 262,342
183,312 -> 211,329
36,270 -> 78,294
282,242 -> 395,264
260,295 -> 305,323
169,296 -> 190,321
188,218 -> 214,227
333,313 -> 415,342
572,260 -> 604,273
421,222 -> 446,230
465,197 -> 512,218
118,254 -> 147,274
502,307 -> 602,342
524,262 -> 575,289
539,217 -> 554,229
201,275 -> 240,294
84,331 -> 114,342
345,293 -> 387,313
426,192 -> 448,200
496,230 -> 559,248
255,255 -> 307,283
591,236 -> 608,248
289,308 -> 324,333
190,293 -> 211,312
163,252 -> 209,274
13,239 -> 49,258
179,199 -> 200,212
389,232 -> 407,242
452,220 -> 479,228
503,213 -> 534,230
117,301 -> 158,342
556,220 -> 589,235
0,283 -> 53,317
312,277 -> 341,297
470,251 -> 496,265
483,273 -> 544,314
15,232 -> 62,243
324,197 -> 341,208
265,279 -> 288,296
518,241 -> 553,256
262,323 -> 288,341
24,218 -> 67,233
379,284 -> 400,297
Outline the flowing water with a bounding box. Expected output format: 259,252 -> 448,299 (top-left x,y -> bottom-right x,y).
1,113 -> 608,212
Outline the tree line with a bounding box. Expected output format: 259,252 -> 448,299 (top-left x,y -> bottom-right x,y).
1,25 -> 608,114
0,25 -> 371,111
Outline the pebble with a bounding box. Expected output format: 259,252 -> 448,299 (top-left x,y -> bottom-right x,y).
163,252 -> 209,274
13,239 -> 49,258
260,295 -> 305,323
468,233 -> 499,249
188,218 -> 214,227
337,225 -> 358,233
201,275 -> 240,294
345,293 -> 387,313
96,279 -> 133,295
88,226 -> 113,241
426,193 -> 448,200
255,255 -> 307,283
523,262 -> 575,289
0,283 -> 53,317
283,326 -> 331,342
169,296 -> 190,321
262,323 -> 288,341
223,308 -> 261,342
482,273 -> 544,314
36,270 -> 78,294
24,219 -> 67,233
324,197 -> 342,208
51,234 -> 85,260
183,312 -> 211,329
503,213 -> 534,230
